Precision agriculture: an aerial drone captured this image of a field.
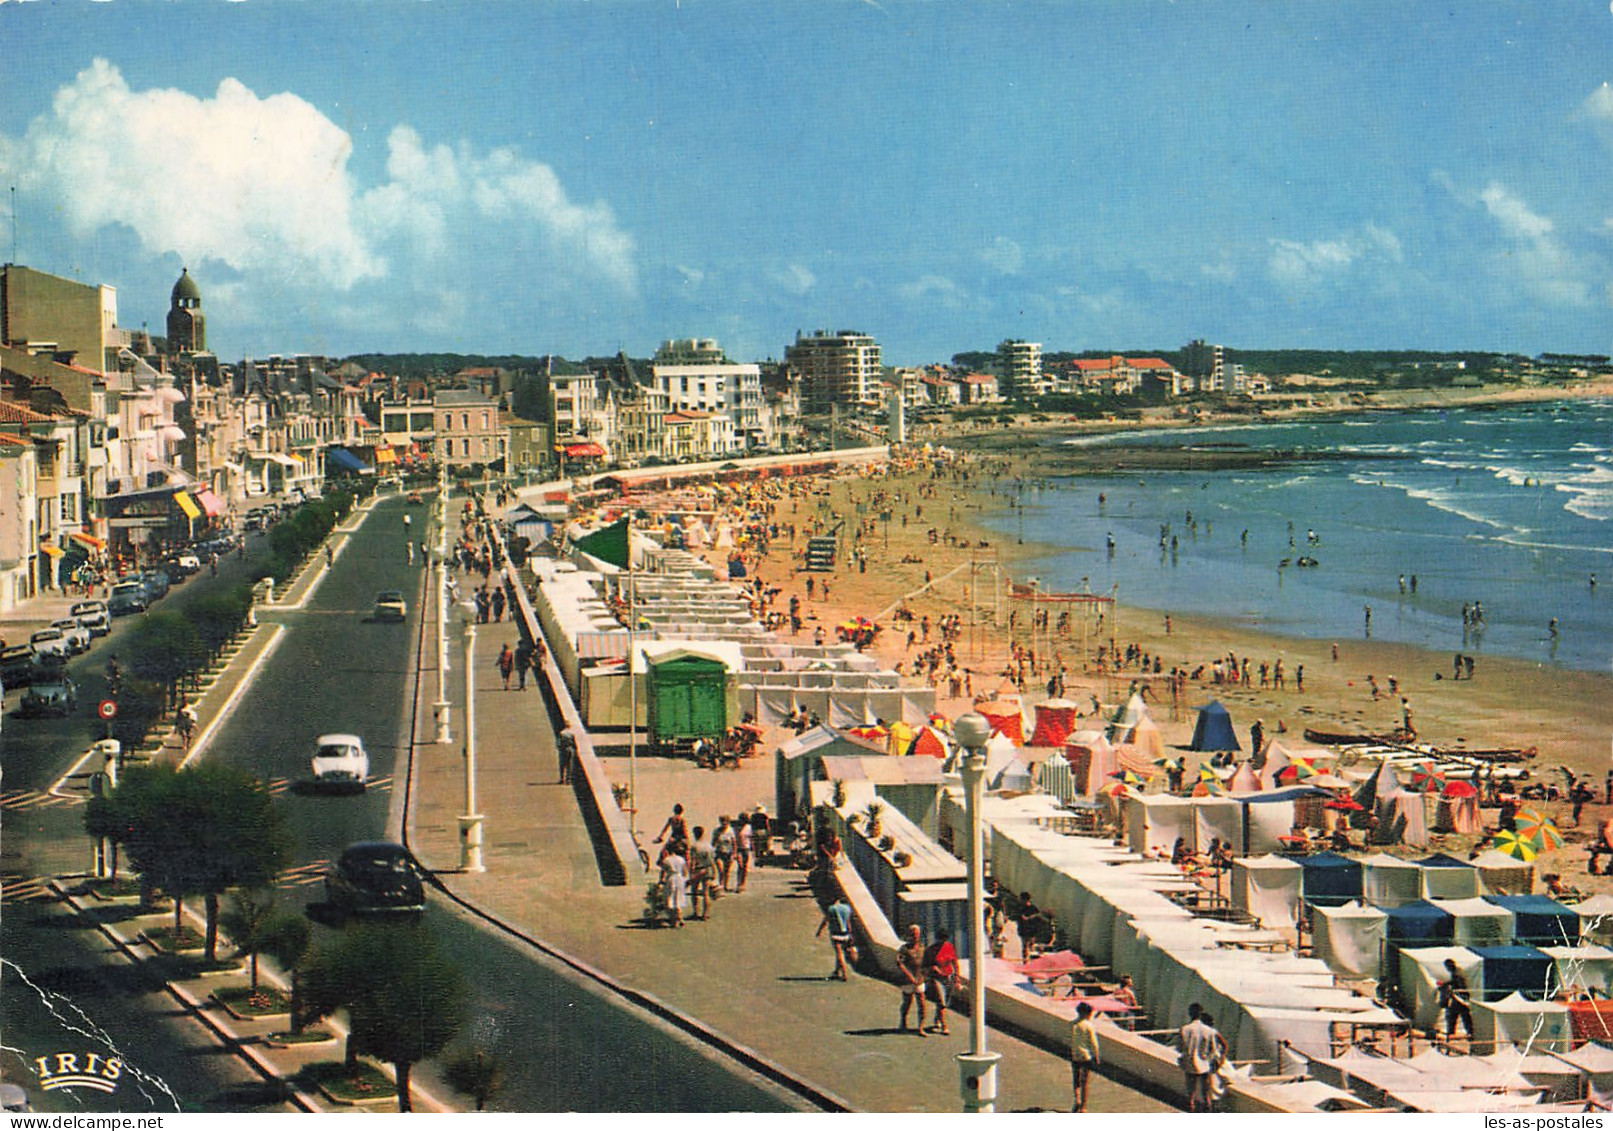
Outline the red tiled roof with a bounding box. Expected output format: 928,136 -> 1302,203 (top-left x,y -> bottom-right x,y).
1130,358 -> 1174,369
0,401 -> 56,424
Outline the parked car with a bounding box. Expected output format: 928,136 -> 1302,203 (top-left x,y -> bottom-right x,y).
309,733 -> 369,790
71,600 -> 111,637
49,620 -> 91,655
138,571 -> 169,601
108,581 -> 148,616
0,645 -> 39,688
29,628 -> 71,662
19,675 -> 76,718
171,552 -> 202,575
325,841 -> 426,914
372,590 -> 408,622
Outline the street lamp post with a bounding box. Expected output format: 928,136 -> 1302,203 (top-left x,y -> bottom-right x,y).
455,599 -> 486,873
434,469 -> 453,744
951,711 -> 1001,1113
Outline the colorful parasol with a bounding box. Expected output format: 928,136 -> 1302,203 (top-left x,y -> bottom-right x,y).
1277,760 -> 1318,783
1112,769 -> 1147,788
1325,797 -> 1365,811
1440,780 -> 1478,799
1409,763 -> 1446,792
1490,829 -> 1539,862
1515,808 -> 1564,850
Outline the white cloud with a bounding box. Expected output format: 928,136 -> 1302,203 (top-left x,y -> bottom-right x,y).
769,263 -> 816,295
0,60 -> 639,314
1267,224 -> 1403,287
675,264 -> 705,286
1478,183 -> 1554,241
3,59 -> 383,287
1584,83 -> 1613,122
897,274 -> 969,310
1475,181 -> 1590,307
980,236 -> 1024,275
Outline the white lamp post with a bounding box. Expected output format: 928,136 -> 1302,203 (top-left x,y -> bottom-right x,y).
432,543 -> 452,744
951,710 -> 1001,1113
455,599 -> 485,873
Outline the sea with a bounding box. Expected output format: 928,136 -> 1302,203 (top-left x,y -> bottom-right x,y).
980,399 -> 1613,675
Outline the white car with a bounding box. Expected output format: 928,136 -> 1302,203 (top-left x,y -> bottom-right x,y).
50,619 -> 91,655
29,627 -> 71,661
71,600 -> 111,637
310,733 -> 369,789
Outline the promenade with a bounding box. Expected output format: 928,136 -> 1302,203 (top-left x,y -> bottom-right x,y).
405,552 -> 1174,1113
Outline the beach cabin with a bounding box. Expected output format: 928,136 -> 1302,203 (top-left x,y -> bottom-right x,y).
774,725 -> 892,820
1313,901 -> 1388,979
1361,853 -> 1422,908
1297,852 -> 1365,908
1483,895 -> 1580,947
1384,901 -> 1457,976
645,649 -> 731,748
1231,854 -> 1304,928
1416,853 -> 1482,900
1469,945 -> 1555,1001
1189,701 -> 1241,752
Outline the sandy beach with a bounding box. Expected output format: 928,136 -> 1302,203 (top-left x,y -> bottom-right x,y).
707,447 -> 1613,884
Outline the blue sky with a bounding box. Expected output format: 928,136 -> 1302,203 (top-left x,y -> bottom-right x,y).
3,1 -> 1613,365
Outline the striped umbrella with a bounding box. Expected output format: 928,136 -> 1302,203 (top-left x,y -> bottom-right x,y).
1409,763 -> 1446,792
1514,808 -> 1564,849
1490,830 -> 1539,862
1113,769 -> 1147,788
1277,760 -> 1318,783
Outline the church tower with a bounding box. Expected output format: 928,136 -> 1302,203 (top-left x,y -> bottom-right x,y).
166,267 -> 206,353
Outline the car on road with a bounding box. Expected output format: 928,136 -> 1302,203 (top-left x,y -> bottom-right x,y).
372,590 -> 408,622
406,491 -> 424,505
71,600 -> 111,637
108,581 -> 147,616
325,841 -> 426,914
49,619 -> 91,655
138,570 -> 170,601
19,674 -> 76,718
309,733 -> 369,789
29,627 -> 71,662
0,645 -> 40,688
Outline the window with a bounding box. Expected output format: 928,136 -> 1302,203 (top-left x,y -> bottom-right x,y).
462,438 -> 470,458
60,494 -> 76,522
462,413 -> 470,431
481,411 -> 490,430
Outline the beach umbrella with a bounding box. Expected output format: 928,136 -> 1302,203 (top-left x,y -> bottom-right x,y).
1113,769 -> 1146,788
1524,820 -> 1565,852
1490,830 -> 1539,862
1440,780 -> 1478,799
1409,763 -> 1446,792
1277,760 -> 1318,783
1192,780 -> 1226,797
1198,765 -> 1221,784
1325,797 -> 1365,812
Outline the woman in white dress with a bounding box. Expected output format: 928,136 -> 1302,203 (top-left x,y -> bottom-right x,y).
661,849 -> 688,928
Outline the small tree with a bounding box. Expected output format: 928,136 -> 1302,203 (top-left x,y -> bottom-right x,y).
304,924 -> 465,1112
219,889 -> 278,991
126,612 -> 203,708
260,911 -> 314,1031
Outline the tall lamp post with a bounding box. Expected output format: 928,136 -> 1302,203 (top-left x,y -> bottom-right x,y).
433,468 -> 453,744
951,711 -> 1001,1113
455,599 -> 486,873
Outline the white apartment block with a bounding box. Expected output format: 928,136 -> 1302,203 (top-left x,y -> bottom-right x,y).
997,339 -> 1046,398
785,330 -> 881,414
648,362 -> 761,451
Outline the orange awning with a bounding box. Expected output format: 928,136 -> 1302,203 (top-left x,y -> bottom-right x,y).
70,531 -> 106,551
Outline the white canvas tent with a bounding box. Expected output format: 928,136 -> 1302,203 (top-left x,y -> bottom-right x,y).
1193,797 -> 1243,852
1231,854 -> 1304,928
1362,854 -> 1422,908
1574,895 -> 1613,946
1473,993 -> 1572,1053
1431,897 -> 1514,947
1420,859 -> 1483,900
1472,850 -> 1537,896
1541,946 -> 1613,996
1125,794 -> 1196,856
1314,901 -> 1389,979
1399,946 -> 1481,1027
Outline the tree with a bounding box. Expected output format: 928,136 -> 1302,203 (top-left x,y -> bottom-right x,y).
303,924 -> 465,1111
443,1047 -> 503,1111
190,585 -> 254,667
260,911 -> 314,1033
219,889 -> 279,991
126,613 -> 203,708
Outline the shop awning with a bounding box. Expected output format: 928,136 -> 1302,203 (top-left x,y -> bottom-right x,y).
196,489 -> 227,517
266,453 -> 299,467
564,442 -> 606,459
326,448 -> 371,475
174,491 -> 202,520
69,531 -> 106,551
374,448 -> 398,465
39,543 -> 64,559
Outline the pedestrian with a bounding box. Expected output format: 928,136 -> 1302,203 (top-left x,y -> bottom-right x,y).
557,726 -> 577,784
1604,769 -> 1612,806
658,846 -> 687,929
1249,718 -> 1265,760
735,818 -> 753,892
713,816 -> 737,891
653,803 -> 688,852
1070,1001 -> 1099,1112
1295,664 -> 1304,692
492,587 -> 506,622
1400,697 -> 1415,738
897,924 -> 928,1035
1439,959 -> 1474,1044
1179,1003 -> 1214,1112
1200,1012 -> 1229,1110
497,642 -> 515,689
514,638 -> 532,690
1364,604 -> 1372,634
816,894 -> 856,980
922,928 -> 958,1036
176,696 -> 197,750
688,826 -> 715,921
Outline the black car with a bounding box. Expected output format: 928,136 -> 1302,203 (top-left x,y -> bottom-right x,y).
325,841 -> 426,914
19,675 -> 76,718
0,645 -> 39,688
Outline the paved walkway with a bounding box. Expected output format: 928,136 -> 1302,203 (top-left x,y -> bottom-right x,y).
407,562 -> 1173,1113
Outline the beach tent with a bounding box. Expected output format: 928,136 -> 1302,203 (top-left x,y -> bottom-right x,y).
1431,897 -> 1514,947
1474,993 -> 1573,1053
1105,691 -> 1149,744
1237,786 -> 1327,856
1298,852 -> 1365,908
1436,783 -> 1483,835
1063,732 -> 1117,796
1231,855 -> 1304,928
1227,762 -> 1262,793
1125,715 -> 1167,765
1486,895 -> 1581,947
1258,743 -> 1292,785
1471,945 -> 1556,1001
1472,850 -> 1538,896
1189,701 -> 1241,752
1193,797 -> 1243,852
908,724 -> 952,760
1372,788 -> 1430,848
1574,894 -> 1613,946
1399,946 -> 1481,1026
1314,901 -> 1389,979
1030,699 -> 1081,747
1362,853 -> 1423,908
1418,853 -> 1483,900
1125,794 -> 1196,856
1037,750 -> 1075,803
1542,946 -> 1613,997
1385,902 -> 1457,972
1352,759 -> 1404,812
976,700 -> 1025,746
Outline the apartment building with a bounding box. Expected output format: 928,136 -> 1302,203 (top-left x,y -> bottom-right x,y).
648,360 -> 760,452
785,330 -> 881,414
433,388 -> 507,468
997,339 -> 1045,399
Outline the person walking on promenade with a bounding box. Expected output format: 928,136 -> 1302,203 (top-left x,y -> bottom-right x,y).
1070,1000 -> 1099,1112
1439,958 -> 1474,1045
817,894 -> 856,981
922,928 -> 958,1036
556,727 -> 577,785
514,638 -> 532,689
497,642 -> 515,690
658,846 -> 687,928
492,586 -> 506,623
1179,1003 -> 1214,1112
735,818 -> 753,892
176,696 -> 197,750
688,826 -> 715,921
1200,1012 -> 1229,1110
713,816 -> 737,891
897,924 -> 928,1036
654,803 -> 688,853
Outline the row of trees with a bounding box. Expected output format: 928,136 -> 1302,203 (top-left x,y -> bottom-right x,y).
258,489 -> 361,584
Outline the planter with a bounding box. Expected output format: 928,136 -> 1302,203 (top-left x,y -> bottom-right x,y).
300,1060 -> 398,1107
212,985 -> 292,1019
263,1028 -> 337,1049
141,925 -> 206,953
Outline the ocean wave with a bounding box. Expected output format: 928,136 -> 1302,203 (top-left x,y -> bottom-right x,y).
1347,472 -> 1518,532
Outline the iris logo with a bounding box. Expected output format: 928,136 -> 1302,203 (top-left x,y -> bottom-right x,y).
33,1052 -> 122,1094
